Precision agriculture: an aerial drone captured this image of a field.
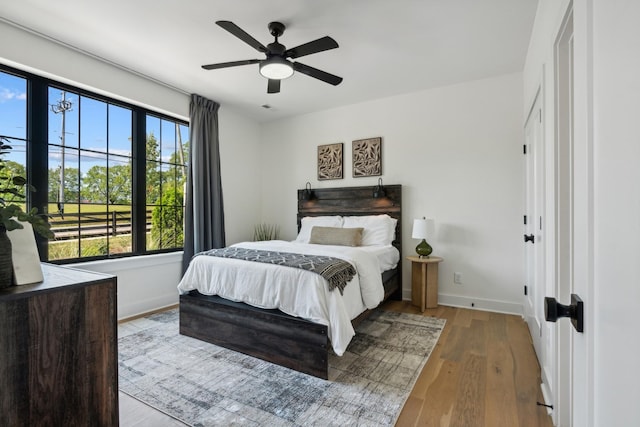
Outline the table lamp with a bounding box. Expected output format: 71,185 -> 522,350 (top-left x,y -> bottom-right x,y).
412,217 -> 434,258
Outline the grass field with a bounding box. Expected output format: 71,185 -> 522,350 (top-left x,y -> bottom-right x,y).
47,203 -> 132,215
48,234 -> 133,259
7,202 -> 133,214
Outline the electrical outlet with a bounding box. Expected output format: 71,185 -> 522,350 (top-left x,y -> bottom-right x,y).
454,272 -> 463,284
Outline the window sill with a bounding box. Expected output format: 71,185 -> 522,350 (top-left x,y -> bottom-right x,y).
68,251 -> 183,272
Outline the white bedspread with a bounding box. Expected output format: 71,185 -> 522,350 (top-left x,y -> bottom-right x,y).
177,240 -> 395,355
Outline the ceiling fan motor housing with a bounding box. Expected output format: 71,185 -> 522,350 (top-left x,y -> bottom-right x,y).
268,22 -> 286,38
267,42 -> 286,56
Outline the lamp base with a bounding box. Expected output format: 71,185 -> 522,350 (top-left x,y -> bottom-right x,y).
415,239 -> 433,258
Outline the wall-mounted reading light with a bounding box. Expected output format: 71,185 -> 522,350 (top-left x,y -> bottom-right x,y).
302,182 -> 315,201
372,177 -> 386,199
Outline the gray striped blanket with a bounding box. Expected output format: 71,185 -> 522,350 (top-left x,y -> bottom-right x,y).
197,247 -> 356,294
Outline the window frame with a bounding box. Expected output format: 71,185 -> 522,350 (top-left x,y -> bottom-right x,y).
0,63 -> 188,263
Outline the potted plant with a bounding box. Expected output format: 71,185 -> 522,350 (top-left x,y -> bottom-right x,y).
253,223 -> 280,241
0,135 -> 53,288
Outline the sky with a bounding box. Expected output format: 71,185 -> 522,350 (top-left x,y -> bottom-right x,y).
0,71 -> 27,168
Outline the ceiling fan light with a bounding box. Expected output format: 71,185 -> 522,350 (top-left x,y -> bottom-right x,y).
259,57 -> 294,80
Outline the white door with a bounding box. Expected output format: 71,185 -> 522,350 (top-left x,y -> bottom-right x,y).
552,5 -> 591,426
524,91 -> 545,360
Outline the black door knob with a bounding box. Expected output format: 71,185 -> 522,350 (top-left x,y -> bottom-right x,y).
524,234 -> 535,243
545,294 -> 584,333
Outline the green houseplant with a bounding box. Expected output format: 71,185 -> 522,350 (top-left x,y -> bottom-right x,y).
1,135 -> 53,288
253,223 -> 280,241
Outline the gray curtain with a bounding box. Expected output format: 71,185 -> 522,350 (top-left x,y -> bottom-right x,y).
182,94 -> 225,274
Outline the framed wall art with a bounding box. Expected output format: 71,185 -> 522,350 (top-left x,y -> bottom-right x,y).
352,137 -> 382,177
317,143 -> 343,180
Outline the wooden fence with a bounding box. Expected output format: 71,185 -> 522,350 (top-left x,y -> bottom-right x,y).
49,209 -> 153,240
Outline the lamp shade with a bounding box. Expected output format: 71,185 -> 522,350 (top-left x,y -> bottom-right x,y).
412,218 -> 434,240
259,57 -> 294,80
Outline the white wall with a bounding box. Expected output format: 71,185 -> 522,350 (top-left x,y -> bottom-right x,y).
69,252 -> 183,319
219,109 -> 263,245
592,0 -> 640,424
0,20 -> 263,319
260,73 -> 525,314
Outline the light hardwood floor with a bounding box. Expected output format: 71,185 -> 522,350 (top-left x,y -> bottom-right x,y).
119,303 -> 553,427
387,301 -> 553,427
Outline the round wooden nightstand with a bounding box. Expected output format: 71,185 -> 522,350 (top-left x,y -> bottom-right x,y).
407,255 -> 443,312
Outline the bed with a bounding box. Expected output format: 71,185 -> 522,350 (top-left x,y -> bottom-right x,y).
178,185 -> 402,379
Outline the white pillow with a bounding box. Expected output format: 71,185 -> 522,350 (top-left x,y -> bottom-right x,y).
342,214 -> 397,246
295,216 -> 343,243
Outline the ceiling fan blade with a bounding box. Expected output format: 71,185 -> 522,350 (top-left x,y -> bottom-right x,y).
202,59 -> 260,70
292,62 -> 343,86
285,36 -> 339,59
216,21 -> 268,53
267,79 -> 281,94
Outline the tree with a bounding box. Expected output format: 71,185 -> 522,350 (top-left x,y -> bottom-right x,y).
82,164 -> 131,204
108,164 -> 132,204
159,141 -> 188,202
146,132 -> 161,204
48,166 -> 80,203
167,141 -> 189,184
150,187 -> 183,249
82,166 -> 107,203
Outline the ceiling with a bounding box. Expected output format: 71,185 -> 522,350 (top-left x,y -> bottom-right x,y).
0,0 -> 538,122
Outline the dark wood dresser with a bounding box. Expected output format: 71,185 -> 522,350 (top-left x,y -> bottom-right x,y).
0,263 -> 118,426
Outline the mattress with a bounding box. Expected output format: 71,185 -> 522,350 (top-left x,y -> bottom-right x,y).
177,240 -> 399,355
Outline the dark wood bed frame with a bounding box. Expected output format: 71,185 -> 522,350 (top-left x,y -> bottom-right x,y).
179,185 -> 402,379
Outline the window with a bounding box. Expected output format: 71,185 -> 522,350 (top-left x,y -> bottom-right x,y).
146,116 -> 188,251
0,65 -> 188,262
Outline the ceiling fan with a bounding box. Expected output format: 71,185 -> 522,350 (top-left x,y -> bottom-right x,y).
202,21 -> 343,94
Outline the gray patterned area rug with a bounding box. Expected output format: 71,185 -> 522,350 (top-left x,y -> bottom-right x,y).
118,308 -> 445,426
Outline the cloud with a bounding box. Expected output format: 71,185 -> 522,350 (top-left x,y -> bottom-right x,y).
0,87 -> 27,102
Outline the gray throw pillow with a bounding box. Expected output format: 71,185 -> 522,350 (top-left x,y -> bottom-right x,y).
309,226 -> 364,247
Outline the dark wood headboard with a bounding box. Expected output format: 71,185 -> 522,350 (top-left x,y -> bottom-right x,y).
297,185 -> 402,300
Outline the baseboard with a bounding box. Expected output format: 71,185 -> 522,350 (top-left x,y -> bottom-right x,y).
540,377 -> 554,417
118,293 -> 179,320
400,290 -> 523,316
437,293 -> 523,316
118,303 -> 179,323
